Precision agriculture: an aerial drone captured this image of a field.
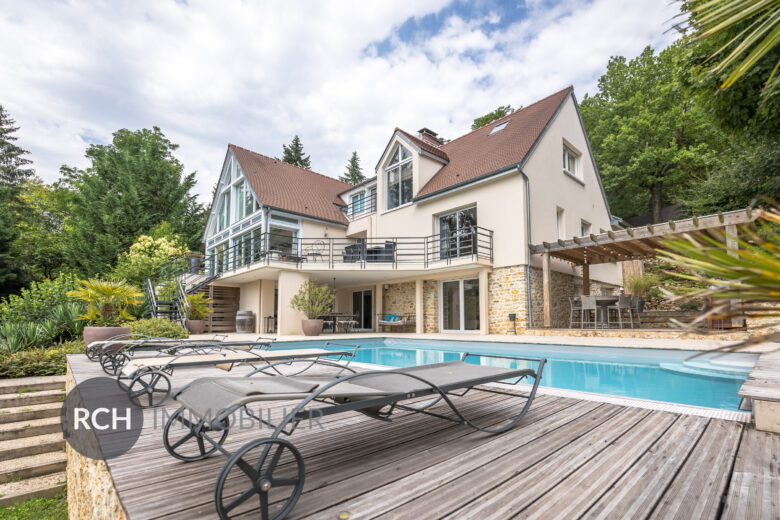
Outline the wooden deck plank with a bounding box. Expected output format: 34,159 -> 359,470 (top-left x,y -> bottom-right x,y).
302,401 -> 609,520
457,410 -> 677,520
581,414 -> 709,519
378,406 -> 645,520
721,427 -> 780,520
648,419 -> 743,520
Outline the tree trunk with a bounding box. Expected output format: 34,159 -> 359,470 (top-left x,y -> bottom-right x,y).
651,182 -> 664,223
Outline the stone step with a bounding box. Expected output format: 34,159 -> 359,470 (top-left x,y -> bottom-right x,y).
0,416 -> 61,441
0,433 -> 64,461
0,402 -> 62,424
0,389 -> 65,408
0,471 -> 66,507
0,376 -> 65,395
0,451 -> 66,484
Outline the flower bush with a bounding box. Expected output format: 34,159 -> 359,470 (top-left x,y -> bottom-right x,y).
129,318 -> 188,339
111,234 -> 185,287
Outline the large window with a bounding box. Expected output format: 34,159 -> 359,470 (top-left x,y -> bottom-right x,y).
217,191 -> 231,231
441,278 -> 480,332
350,192 -> 365,215
556,207 -> 565,240
234,180 -> 259,222
439,206 -> 477,259
385,144 -> 413,210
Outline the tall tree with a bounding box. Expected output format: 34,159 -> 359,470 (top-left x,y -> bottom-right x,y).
471,105 -> 515,130
580,45 -> 723,222
64,127 -> 201,275
0,186 -> 20,297
339,151 -> 365,184
281,135 -> 312,169
0,105 -> 34,190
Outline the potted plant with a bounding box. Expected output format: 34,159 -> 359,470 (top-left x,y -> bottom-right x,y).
68,279 -> 144,348
624,273 -> 657,313
290,281 -> 334,336
186,292 -> 213,334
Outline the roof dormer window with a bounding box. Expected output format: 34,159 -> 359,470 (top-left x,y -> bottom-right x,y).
488,120 -> 509,135
385,144 -> 413,210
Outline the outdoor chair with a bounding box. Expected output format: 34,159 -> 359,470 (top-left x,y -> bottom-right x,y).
342,243 -> 363,263
115,342 -> 359,408
378,313 -> 415,331
608,294 -> 635,328
631,295 -> 643,327
86,334 -> 229,363
580,295 -> 599,328
163,352 -> 546,520
568,297 -> 582,328
336,314 -> 358,333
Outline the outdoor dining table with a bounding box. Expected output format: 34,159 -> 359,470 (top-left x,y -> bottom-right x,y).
318,312 -> 358,333
573,295 -> 620,327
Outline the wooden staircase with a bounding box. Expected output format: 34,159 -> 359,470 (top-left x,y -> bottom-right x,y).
0,376 -> 66,506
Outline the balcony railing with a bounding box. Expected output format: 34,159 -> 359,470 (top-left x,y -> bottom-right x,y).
345,192 -> 377,221
204,226 -> 494,275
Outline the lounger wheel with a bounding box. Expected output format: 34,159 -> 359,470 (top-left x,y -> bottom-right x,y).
85,343 -> 100,361
101,352 -> 130,376
215,438 -> 305,520
163,407 -> 230,462
127,370 -> 171,408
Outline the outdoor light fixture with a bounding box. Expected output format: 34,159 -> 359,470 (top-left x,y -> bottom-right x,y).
508,313 -> 517,335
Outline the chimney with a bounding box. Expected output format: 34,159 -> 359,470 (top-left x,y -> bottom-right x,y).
417,127 -> 441,147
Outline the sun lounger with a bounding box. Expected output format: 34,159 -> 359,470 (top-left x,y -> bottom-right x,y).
162,352 -> 546,520
85,334 -> 229,361
119,343 -> 359,408
97,336 -> 275,376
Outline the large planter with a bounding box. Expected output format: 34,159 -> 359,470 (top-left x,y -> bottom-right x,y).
83,326 -> 131,352
188,319 -> 205,334
301,319 -> 324,336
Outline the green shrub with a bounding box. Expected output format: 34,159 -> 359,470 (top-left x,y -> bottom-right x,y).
0,340 -> 84,379
129,318 -> 188,339
0,302 -> 86,353
0,273 -> 80,322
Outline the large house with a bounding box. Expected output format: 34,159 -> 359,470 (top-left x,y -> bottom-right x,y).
200,86 -> 621,335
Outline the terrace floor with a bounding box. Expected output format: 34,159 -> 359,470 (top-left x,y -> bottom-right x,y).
68,354 -> 779,520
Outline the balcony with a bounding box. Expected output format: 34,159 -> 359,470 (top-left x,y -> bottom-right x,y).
345,191 -> 377,221
204,226 -> 493,275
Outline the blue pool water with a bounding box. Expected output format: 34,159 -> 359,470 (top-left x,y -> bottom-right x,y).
271,338 -> 757,411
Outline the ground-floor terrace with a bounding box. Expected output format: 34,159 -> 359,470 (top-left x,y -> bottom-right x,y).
67,348 -> 778,520
199,257 -> 625,337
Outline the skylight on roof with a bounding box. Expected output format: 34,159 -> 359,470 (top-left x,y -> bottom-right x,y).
488,120 -> 509,135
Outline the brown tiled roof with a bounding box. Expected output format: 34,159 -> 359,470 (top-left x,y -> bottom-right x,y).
415,86 -> 573,199
229,144 -> 351,225
394,128 -> 449,162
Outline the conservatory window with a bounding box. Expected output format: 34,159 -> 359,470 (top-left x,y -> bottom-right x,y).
385,144 -> 413,210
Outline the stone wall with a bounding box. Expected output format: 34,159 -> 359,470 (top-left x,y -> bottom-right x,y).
487,265 -> 528,334
66,362 -> 128,520
423,280 -> 439,333
382,282 -> 415,316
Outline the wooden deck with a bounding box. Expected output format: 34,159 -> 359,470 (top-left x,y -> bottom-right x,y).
68,355 -> 779,520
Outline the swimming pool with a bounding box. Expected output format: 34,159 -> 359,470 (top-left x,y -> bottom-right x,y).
271,338 -> 757,411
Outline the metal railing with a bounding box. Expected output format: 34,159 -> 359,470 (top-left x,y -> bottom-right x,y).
203,227 -> 494,276
345,192 -> 377,221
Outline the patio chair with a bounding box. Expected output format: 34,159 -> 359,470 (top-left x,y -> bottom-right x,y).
378,313 -> 414,331
608,294 -> 635,328
631,295 -> 643,327
568,297 -> 582,328
336,314 -> 358,333
580,295 -> 598,329
116,342 -> 359,408
163,352 -> 546,520
342,243 -> 363,263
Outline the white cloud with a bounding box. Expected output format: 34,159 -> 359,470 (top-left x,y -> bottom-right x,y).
0,0 -> 679,202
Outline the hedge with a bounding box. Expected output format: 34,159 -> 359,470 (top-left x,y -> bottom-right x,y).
0,340 -> 84,379
128,318 -> 188,339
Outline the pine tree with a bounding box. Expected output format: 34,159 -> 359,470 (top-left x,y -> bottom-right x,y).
281,135 -> 312,169
64,127 -> 202,275
0,105 -> 34,189
339,151 -> 365,184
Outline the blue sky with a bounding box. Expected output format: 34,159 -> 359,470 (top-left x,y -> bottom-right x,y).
0,0 -> 679,201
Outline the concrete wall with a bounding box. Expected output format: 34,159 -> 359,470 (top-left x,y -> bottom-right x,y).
238,280 -> 261,333
276,271 -> 309,335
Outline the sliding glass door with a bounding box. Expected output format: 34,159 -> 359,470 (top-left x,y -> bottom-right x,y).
351,290 -> 373,330
440,278 -> 480,332
439,207 -> 477,259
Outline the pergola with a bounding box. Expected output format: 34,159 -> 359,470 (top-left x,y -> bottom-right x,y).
529,208 -> 761,328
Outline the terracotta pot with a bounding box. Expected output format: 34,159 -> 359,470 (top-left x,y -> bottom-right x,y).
188,319 -> 205,334
83,326 -> 132,353
301,319 -> 324,336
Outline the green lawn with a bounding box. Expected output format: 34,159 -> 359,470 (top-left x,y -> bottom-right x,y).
0,493 -> 67,520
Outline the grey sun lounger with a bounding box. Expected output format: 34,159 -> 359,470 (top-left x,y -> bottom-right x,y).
119,343 -> 359,408
85,334 -> 227,360
97,336 -> 275,376
162,353 -> 546,520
